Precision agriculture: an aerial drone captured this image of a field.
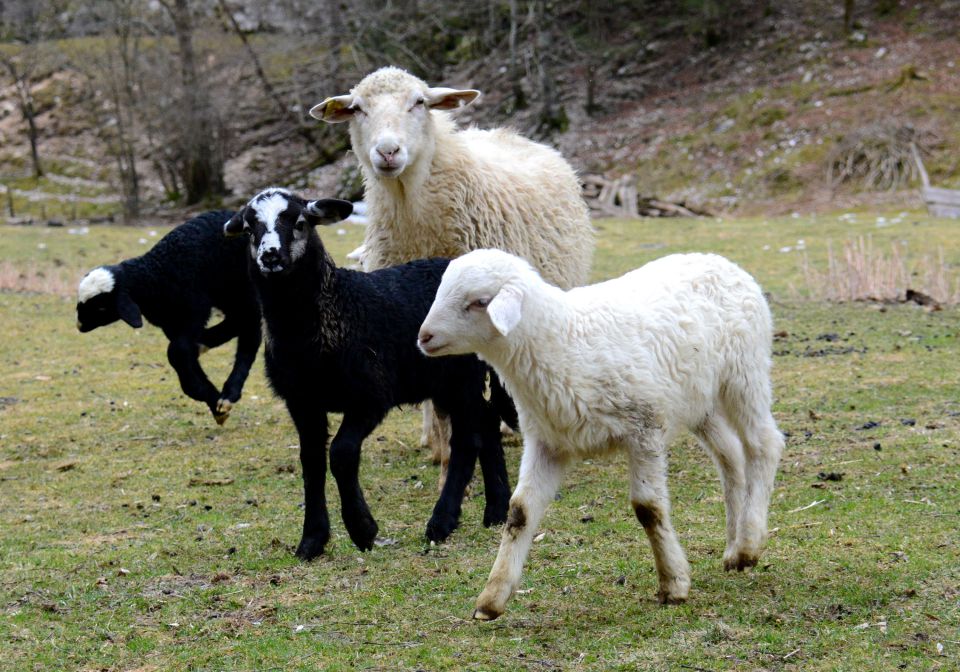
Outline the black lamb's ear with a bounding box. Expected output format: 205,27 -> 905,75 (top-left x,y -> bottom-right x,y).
224,208 -> 248,237
117,292 -> 143,328
304,199 -> 353,226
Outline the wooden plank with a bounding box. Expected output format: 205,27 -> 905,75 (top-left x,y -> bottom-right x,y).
922,186 -> 960,206
928,202 -> 960,218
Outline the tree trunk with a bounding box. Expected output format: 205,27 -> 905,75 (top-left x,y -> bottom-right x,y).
533,0 -> 565,133
3,58 -> 43,178
162,0 -> 225,205
508,0 -> 526,110
844,0 -> 855,33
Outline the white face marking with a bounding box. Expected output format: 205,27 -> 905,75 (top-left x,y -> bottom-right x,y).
250,191 -> 291,271
78,267 -> 115,303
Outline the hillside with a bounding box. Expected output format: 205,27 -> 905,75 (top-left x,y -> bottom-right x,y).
1,0 -> 958,224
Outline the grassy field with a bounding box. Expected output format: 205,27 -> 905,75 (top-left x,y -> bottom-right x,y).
1,212 -> 958,671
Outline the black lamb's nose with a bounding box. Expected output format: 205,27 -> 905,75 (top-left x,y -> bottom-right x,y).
261,248 -> 282,269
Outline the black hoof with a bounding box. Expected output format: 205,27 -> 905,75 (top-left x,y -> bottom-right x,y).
483,501 -> 509,528
425,511 -> 459,543
346,516 -> 379,552
295,534 -> 328,560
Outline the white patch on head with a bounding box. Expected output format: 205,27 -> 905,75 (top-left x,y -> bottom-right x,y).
78,267 -> 115,303
249,190 -> 292,229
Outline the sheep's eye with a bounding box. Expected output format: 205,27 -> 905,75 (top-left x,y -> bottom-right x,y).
411,97 -> 425,110
351,104 -> 365,116
468,297 -> 489,311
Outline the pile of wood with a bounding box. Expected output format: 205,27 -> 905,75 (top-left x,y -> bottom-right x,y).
581,174 -> 710,218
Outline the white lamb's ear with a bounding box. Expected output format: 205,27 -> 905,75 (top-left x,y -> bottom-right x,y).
424,87 -> 480,111
309,94 -> 356,123
487,285 -> 523,336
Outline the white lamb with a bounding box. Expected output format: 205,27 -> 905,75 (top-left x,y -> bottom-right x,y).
417,250 -> 784,621
310,66 -> 594,474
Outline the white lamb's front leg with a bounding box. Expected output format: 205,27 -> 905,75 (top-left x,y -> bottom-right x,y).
628,436 -> 691,604
474,440 -> 565,621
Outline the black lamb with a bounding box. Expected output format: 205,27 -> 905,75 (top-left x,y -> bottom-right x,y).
77,210 -> 261,425
224,188 -> 510,559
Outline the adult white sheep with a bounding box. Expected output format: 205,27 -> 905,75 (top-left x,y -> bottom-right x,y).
418,250 -> 784,621
310,66 -> 594,473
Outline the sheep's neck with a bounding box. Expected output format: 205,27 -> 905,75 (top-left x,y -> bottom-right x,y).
119,256 -> 168,320
484,286 -> 590,437
256,244 -> 343,349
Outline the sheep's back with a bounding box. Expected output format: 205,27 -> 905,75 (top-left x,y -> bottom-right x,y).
509,254 -> 771,448
364,125 -> 593,290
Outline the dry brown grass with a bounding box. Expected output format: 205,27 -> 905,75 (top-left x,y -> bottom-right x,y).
0,261 -> 77,298
826,124 -> 938,191
802,235 -> 959,304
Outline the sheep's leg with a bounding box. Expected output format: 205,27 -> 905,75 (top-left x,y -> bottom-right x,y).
729,417 -> 782,571
166,335 -> 220,419
627,437 -> 691,605
474,440 -> 565,621
329,413 -> 382,552
476,404 -> 510,528
288,402 -> 330,560
725,392 -> 783,571
215,318 -> 262,423
425,406 -> 481,542
199,317 -> 237,353
694,413 -> 747,570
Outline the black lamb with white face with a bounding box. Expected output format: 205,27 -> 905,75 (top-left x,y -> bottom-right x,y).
225,188 -> 510,559
77,210 -> 261,425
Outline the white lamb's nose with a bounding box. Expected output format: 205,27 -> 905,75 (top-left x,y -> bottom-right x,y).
377,142 -> 400,160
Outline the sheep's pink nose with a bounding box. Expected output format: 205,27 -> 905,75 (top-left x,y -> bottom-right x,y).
377,142 -> 400,160
418,330 -> 433,345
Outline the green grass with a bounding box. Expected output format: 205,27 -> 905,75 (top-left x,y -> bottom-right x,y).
1,214 -> 958,671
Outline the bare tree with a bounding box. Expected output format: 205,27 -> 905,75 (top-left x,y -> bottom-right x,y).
508,0 -> 526,110
1,52 -> 43,177
532,0 -> 565,134
157,0 -> 225,204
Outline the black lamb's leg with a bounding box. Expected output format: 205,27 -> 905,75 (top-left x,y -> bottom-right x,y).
476,403 -> 510,528
216,317 -> 262,423
166,334 -> 220,419
199,317 -> 237,352
329,413 -> 382,551
289,402 -> 330,560
426,403 -> 481,542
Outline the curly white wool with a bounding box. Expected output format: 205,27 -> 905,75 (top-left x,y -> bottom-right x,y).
419,250 -> 784,620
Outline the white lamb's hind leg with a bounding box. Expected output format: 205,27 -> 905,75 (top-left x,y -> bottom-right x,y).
474,441 -> 565,621
724,376 -> 784,571
628,436 -> 691,604
694,413 -> 748,571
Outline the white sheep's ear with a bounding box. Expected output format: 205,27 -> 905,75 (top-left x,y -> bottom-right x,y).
424,87 -> 480,111
305,199 -> 353,225
310,95 -> 356,123
487,285 -> 523,336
